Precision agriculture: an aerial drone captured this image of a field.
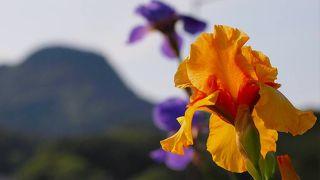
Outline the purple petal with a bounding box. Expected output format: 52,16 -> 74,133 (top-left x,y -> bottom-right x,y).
192,111 -> 202,128
180,15 -> 206,35
161,33 -> 183,59
165,148 -> 194,171
153,98 -> 187,132
127,25 -> 150,44
136,1 -> 176,23
153,97 -> 203,132
150,148 -> 167,163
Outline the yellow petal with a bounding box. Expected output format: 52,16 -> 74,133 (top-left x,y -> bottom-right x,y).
236,46 -> 258,80
161,92 -> 219,155
254,84 -> 317,136
207,114 -> 246,173
240,46 -> 278,84
186,25 -> 249,98
174,57 -> 192,88
277,155 -> 300,180
252,111 -> 278,157
252,50 -> 278,83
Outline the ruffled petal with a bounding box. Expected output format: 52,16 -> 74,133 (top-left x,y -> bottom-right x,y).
207,114 -> 246,173
127,25 -> 150,44
179,15 -> 206,35
161,92 -> 219,155
186,25 -> 249,98
277,155 -> 300,180
174,58 -> 192,88
240,46 -> 278,84
252,111 -> 278,157
254,84 -> 317,136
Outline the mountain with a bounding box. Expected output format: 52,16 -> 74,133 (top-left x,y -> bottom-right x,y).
0,46 -> 153,136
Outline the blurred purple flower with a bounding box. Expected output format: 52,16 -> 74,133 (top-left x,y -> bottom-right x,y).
153,98 -> 186,132
128,0 -> 206,59
150,148 -> 194,171
153,97 -> 200,132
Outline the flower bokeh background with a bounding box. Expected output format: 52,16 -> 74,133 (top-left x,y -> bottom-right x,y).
0,0 -> 319,179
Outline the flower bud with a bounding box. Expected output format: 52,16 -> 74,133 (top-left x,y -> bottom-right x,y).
235,105 -> 261,165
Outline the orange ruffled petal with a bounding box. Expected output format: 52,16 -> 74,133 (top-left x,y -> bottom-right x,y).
254,84 -> 316,136
186,25 -> 249,98
174,58 -> 192,88
277,155 -> 300,180
207,114 -> 246,173
240,46 -> 278,84
161,92 -> 219,155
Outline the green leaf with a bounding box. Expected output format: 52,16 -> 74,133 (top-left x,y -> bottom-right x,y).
259,151 -> 276,180
247,160 -> 262,180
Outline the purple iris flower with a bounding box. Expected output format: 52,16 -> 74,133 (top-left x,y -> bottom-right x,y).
150,148 -> 194,171
153,97 -> 200,133
128,0 -> 206,59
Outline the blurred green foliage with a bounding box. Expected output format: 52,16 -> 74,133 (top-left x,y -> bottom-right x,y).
0,112 -> 317,179
17,151 -> 103,180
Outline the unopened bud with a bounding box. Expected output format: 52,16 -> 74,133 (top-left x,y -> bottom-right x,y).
235,105 -> 261,166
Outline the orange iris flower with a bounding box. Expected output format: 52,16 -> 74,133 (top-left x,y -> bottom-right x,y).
160,25 -> 316,172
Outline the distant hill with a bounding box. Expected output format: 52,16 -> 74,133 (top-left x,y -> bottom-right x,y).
0,46 -> 153,136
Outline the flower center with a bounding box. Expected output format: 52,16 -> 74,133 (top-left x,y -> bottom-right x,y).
153,14 -> 178,34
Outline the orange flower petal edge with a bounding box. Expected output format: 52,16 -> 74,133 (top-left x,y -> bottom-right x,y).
277,155 -> 300,180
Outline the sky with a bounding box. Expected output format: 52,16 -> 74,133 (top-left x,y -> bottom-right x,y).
0,0 -> 319,109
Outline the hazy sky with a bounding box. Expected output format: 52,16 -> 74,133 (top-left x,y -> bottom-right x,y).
0,0 -> 319,108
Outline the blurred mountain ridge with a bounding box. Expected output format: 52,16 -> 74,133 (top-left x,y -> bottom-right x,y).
0,46 -> 153,136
